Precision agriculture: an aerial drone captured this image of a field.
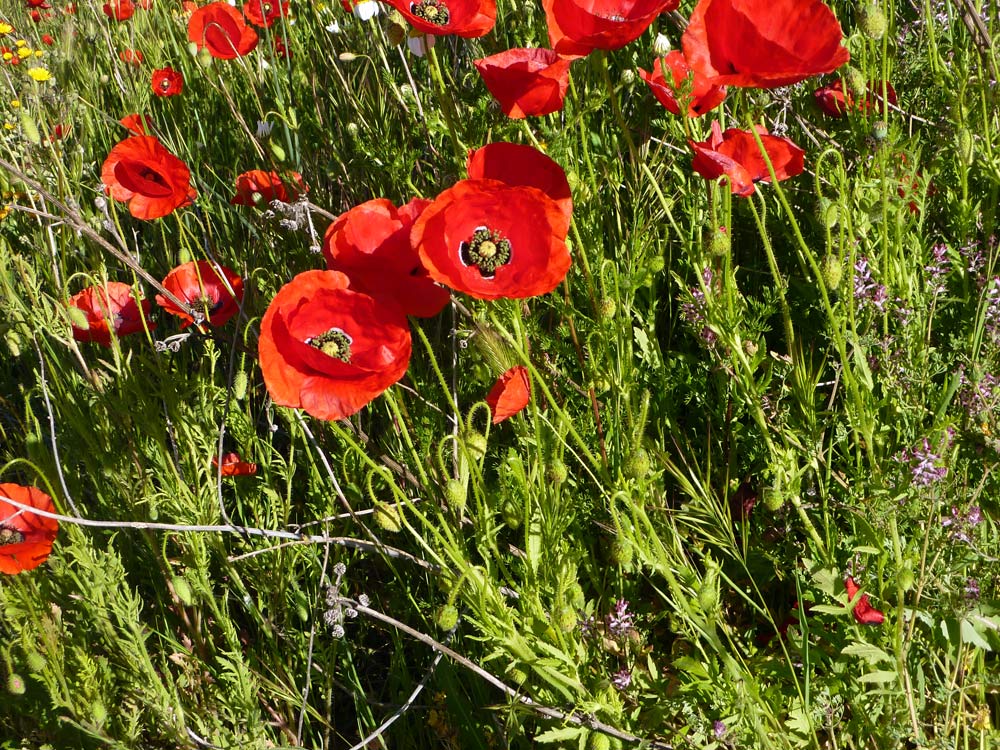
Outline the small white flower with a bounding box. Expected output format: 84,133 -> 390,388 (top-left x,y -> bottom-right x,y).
354,0 -> 380,20
325,20 -> 341,33
407,32 -> 436,57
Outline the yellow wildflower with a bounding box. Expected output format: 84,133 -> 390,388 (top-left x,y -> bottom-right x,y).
33,50 -> 43,58
27,67 -> 51,82
14,39 -> 26,47
0,22 -> 14,35
2,52 -> 12,62
17,47 -> 32,59
9,99 -> 20,108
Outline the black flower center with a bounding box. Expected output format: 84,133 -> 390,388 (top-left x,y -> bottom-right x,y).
308,328 -> 352,363
0,526 -> 24,547
262,1 -> 273,12
159,78 -> 171,90
460,227 -> 512,277
410,0 -> 450,25
191,293 -> 222,318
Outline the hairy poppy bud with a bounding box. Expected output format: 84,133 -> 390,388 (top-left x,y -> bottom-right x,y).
25,652 -> 46,673
610,537 -> 633,567
546,458 -> 568,485
817,197 -> 839,228
554,606 -> 577,632
859,5 -> 887,40
624,448 -> 651,479
501,499 -> 521,529
92,701 -> 107,725
443,479 -> 467,513
373,502 -> 403,533
231,369 -> 248,400
842,66 -> 866,98
462,430 -> 487,459
435,604 -> 459,631
588,732 -> 611,750
957,128 -> 974,167
172,576 -> 194,606
705,226 -> 730,258
823,254 -> 844,290
6,673 -> 25,695
599,298 -> 617,321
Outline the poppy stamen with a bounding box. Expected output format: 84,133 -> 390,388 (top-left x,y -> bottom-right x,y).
460,227 -> 512,277
0,526 -> 24,547
410,0 -> 450,25
308,328 -> 353,363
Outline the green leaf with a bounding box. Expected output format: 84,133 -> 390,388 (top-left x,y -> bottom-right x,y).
842,642 -> 893,664
534,726 -> 586,743
960,618 -> 993,651
859,669 -> 897,684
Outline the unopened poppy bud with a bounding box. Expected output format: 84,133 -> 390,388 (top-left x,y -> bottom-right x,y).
462,430 -> 487,459
957,128 -> 974,166
554,606 -> 577,632
443,478 -> 467,512
373,502 -> 403,533
647,254 -> 665,274
5,331 -> 20,357
65,304 -> 90,330
546,458 -> 568,485
92,700 -> 107,725
705,226 -> 730,258
20,112 -> 39,145
620,68 -> 635,86
501,499 -> 521,528
898,563 -> 915,592
610,537 -> 633,567
872,120 -> 888,140
232,369 -> 248,400
6,673 -> 25,695
24,652 -> 45,673
624,448 -> 651,479
842,66 -> 866,97
567,582 -> 586,609
338,52 -> 358,61
817,197 -> 839,228
435,604 -> 459,631
196,47 -> 213,68
652,32 -> 670,57
599,298 -> 617,321
859,5 -> 887,40
172,576 -> 194,606
823,254 -> 843,290
588,732 -> 611,750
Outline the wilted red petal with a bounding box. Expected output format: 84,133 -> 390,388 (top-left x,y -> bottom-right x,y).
689,122 -> 804,197
845,577 -> 885,625
486,365 -> 531,423
213,452 -> 258,476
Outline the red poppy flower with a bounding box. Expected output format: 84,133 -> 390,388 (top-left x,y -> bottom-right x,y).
67,281 -> 155,347
151,66 -> 184,97
188,1 -> 259,59
212,452 -> 258,476
119,113 -> 151,135
155,260 -> 243,328
273,36 -> 291,58
322,198 -> 449,318
413,179 -> 571,301
473,48 -> 572,119
638,50 -> 727,117
102,135 -> 196,220
25,0 -> 50,8
259,270 -> 412,421
119,48 -> 144,65
813,79 -> 896,118
486,365 -> 531,423
690,122 -> 804,197
0,483 -> 59,575
466,142 -> 573,238
103,0 -> 134,20
682,0 -> 849,89
543,0 -> 679,57
41,34 -> 54,45
845,577 -> 884,625
231,169 -> 307,206
243,0 -> 288,27
383,0 -> 495,38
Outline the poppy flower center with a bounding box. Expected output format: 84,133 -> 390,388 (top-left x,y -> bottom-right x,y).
190,293 -> 223,318
160,78 -> 171,90
308,328 -> 352,363
0,526 -> 24,546
410,0 -> 450,25
460,227 -> 512,277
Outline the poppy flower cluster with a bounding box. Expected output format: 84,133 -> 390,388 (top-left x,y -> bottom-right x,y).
101,135 -> 196,220
0,483 -> 59,575
68,262 -> 244,347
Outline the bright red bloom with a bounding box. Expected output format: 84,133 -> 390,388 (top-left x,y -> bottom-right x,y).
383,0 -> 495,38
543,0 -> 679,57
413,179 -> 571,301
243,0 -> 288,27
845,577 -> 885,625
486,365 -> 531,423
102,135 -> 196,220
151,66 -> 184,97
25,0 -> 50,8
473,49 -> 571,119
273,35 -> 291,58
638,50 -> 727,117
188,1 -> 259,59
466,142 -> 573,239
119,48 -> 143,65
813,78 -> 896,118
67,281 -> 155,347
213,452 -> 258,476
322,198 -> 449,318
259,270 -> 412,421
0,484 -> 59,575
231,169 -> 307,206
155,260 -> 244,328
41,34 -> 54,45
690,122 -> 804,197
119,113 -> 151,135
103,0 -> 135,20
682,0 -> 849,89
